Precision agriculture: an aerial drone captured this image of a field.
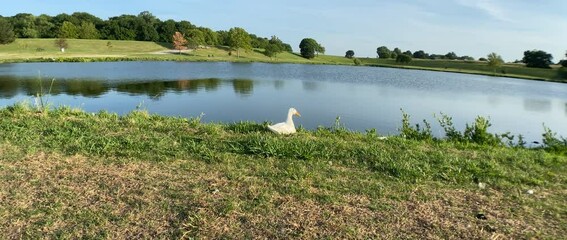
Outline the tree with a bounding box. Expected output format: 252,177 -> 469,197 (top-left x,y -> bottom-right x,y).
315,43 -> 325,56
227,27 -> 252,58
412,50 -> 427,59
157,19 -> 178,42
0,18 -> 16,44
186,29 -> 205,49
172,31 -> 187,53
479,57 -> 488,61
264,43 -> 281,59
58,21 -> 78,38
345,50 -> 355,59
562,51 -> 567,67
77,22 -> 100,39
487,53 -> 503,67
10,13 -> 38,38
403,50 -> 412,56
396,54 -> 412,64
445,52 -> 458,60
487,52 -> 504,74
376,46 -> 391,59
522,50 -> 553,68
393,47 -> 402,56
299,38 -> 318,59
54,38 -> 68,52
390,52 -> 398,59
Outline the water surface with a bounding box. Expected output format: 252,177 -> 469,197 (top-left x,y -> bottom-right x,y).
0,61 -> 566,142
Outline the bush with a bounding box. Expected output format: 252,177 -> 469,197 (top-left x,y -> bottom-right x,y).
353,58 -> 361,66
396,54 -> 412,64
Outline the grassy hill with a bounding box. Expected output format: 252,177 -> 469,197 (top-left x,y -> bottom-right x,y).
0,39 -> 565,82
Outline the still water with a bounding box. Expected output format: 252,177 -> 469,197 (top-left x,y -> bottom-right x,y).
0,61 -> 566,141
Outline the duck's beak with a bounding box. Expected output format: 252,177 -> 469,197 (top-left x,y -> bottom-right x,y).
295,111 -> 301,117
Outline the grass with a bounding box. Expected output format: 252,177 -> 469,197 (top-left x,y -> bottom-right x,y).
0,104 -> 566,238
1,39 -> 565,82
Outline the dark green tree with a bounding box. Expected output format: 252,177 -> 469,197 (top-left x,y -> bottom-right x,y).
136,11 -> 159,42
264,43 -> 281,59
396,54 -> 412,64
227,27 -> 252,58
10,13 -> 38,38
412,50 -> 427,59
403,50 -> 412,56
345,50 -> 355,58
393,47 -> 402,56
0,18 -> 16,44
376,46 -> 391,59
157,19 -> 178,42
562,51 -> 567,67
186,28 -> 205,48
35,14 -> 56,38
299,38 -> 318,59
445,52 -> 458,60
522,50 -> 553,68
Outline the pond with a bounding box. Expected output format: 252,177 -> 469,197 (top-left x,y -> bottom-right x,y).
0,61 -> 566,142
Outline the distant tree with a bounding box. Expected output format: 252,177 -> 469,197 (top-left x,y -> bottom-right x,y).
315,43 -> 325,56
35,14 -> 56,38
522,50 -> 553,68
0,18 -> 16,44
186,28 -> 205,48
10,13 -> 38,38
487,52 -> 504,73
172,31 -> 187,53
264,43 -> 282,59
390,52 -> 398,59
478,57 -> 488,61
136,11 -> 159,42
345,50 -> 355,59
403,50 -> 412,56
77,22 -> 99,39
54,38 -> 68,52
393,47 -> 402,56
396,54 -> 412,64
445,52 -> 458,60
158,19 -> 178,42
561,51 -> 567,67
269,36 -> 291,52
412,50 -> 427,59
376,46 -> 391,59
227,27 -> 252,58
199,27 -> 218,46
58,21 -> 78,38
299,38 -> 318,59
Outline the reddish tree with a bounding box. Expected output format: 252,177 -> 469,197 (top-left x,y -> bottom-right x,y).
172,31 -> 188,54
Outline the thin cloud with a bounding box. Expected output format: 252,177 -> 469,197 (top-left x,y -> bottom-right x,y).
457,0 -> 512,22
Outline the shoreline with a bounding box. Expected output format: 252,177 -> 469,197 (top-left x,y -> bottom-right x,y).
1,55 -> 565,84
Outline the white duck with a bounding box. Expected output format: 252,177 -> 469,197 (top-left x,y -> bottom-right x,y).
268,108 -> 301,134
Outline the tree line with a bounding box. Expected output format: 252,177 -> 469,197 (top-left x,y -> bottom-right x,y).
0,11 -> 293,57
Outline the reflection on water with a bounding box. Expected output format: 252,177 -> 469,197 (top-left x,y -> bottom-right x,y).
524,99 -> 551,113
0,76 -> 253,99
1,61 -> 566,142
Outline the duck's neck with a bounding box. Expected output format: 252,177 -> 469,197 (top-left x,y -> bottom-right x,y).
286,110 -> 295,127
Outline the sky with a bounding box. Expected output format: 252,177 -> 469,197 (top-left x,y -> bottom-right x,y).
2,0 -> 566,62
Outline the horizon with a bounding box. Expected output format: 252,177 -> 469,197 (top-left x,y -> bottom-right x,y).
2,0 -> 566,62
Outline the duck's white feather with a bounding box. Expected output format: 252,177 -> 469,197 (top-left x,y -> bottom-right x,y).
268,108 -> 300,135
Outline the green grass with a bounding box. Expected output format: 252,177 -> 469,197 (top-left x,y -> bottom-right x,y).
0,104 -> 566,238
1,39 -> 565,82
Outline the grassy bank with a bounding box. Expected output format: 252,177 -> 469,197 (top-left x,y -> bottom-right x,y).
0,104 -> 566,238
1,39 -> 565,82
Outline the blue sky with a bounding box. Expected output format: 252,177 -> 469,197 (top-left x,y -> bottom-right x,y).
2,0 -> 566,61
